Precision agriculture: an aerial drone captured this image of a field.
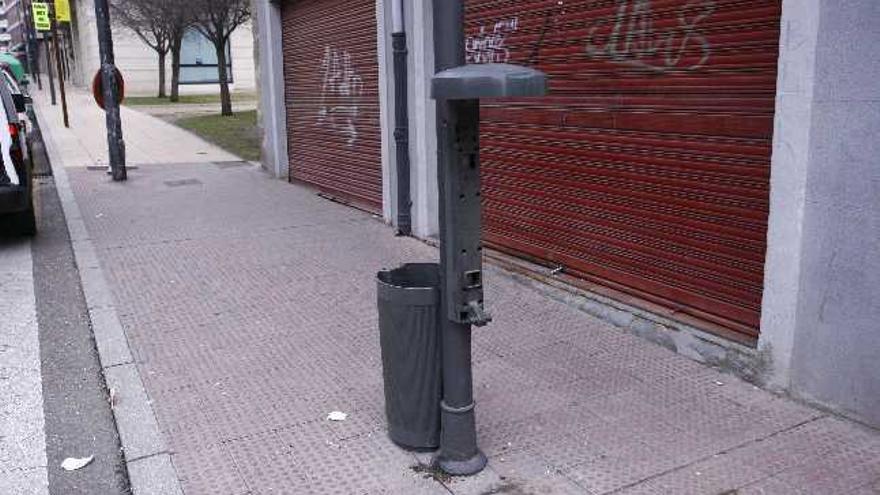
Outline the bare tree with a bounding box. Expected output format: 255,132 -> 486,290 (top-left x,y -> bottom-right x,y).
110,0 -> 171,97
162,0 -> 193,102
110,0 -> 193,100
192,0 -> 251,116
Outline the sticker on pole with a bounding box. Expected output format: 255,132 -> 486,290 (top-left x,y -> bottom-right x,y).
92,68 -> 125,110
32,3 -> 51,31
55,0 -> 71,22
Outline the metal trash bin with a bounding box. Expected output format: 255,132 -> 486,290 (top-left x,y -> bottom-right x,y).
377,263 -> 442,451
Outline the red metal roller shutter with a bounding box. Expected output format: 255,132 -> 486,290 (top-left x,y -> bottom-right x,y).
465,0 -> 782,340
281,0 -> 383,212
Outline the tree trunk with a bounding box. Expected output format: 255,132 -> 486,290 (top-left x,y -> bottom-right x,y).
170,39 -> 181,102
216,39 -> 233,116
158,50 -> 167,98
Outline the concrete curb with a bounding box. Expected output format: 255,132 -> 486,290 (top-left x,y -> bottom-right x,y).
33,102 -> 184,495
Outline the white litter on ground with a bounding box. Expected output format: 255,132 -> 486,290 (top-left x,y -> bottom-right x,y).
61,456 -> 94,471
327,411 -> 348,422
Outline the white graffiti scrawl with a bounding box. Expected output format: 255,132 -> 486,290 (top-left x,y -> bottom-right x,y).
466,17 -> 519,64
317,47 -> 363,147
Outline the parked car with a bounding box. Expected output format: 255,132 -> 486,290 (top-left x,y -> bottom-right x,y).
0,74 -> 35,235
0,65 -> 33,165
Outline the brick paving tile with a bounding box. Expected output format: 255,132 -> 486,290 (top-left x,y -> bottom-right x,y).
173,442 -> 249,495
487,449 -> 593,494
67,163 -> 880,495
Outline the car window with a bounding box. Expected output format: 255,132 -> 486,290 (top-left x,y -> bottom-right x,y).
3,70 -> 21,94
0,81 -> 20,125
1,71 -> 20,95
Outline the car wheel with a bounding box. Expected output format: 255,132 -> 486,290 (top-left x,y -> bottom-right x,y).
11,204 -> 36,236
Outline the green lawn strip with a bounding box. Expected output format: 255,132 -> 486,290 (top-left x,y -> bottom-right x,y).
124,93 -> 257,106
174,110 -> 261,162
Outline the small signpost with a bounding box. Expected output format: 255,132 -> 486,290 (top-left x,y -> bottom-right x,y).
91,68 -> 125,110
32,3 -> 51,31
32,3 -> 55,105
31,2 -> 69,126
94,0 -> 126,181
55,0 -> 71,22
50,1 -> 70,128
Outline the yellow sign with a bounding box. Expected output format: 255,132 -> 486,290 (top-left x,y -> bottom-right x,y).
55,0 -> 71,22
32,2 -> 51,31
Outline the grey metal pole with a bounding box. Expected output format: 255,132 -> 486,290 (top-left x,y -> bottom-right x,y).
33,40 -> 42,91
94,0 -> 126,181
45,38 -> 56,105
392,0 -> 411,236
51,17 -> 69,128
24,4 -> 41,90
433,0 -> 488,476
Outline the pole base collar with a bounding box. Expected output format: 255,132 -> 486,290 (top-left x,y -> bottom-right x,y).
436,450 -> 488,477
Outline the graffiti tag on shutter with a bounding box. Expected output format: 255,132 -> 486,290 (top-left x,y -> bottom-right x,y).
584,0 -> 716,73
466,17 -> 519,64
317,47 -> 363,147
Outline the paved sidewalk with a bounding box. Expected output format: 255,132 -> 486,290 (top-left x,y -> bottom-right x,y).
34,87 -> 240,168
38,88 -> 880,494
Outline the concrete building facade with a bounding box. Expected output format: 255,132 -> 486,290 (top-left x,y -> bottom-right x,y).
1,0 -> 26,52
254,0 -> 880,428
758,0 -> 880,427
68,0 -> 256,96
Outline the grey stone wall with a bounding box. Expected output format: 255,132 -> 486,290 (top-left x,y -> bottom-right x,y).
254,0 -> 289,179
788,0 -> 880,426
761,0 -> 880,427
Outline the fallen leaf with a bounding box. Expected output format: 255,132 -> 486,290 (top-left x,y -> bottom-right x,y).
61,456 -> 94,471
327,411 -> 347,422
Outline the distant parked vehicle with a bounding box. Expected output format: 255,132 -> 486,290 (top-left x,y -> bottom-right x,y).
0,65 -> 33,166
0,75 -> 35,235
0,54 -> 26,84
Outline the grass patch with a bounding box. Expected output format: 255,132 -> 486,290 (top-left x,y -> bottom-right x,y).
124,93 -> 257,106
175,110 -> 260,161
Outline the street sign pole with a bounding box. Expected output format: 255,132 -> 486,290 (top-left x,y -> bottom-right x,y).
93,0 -> 126,181
33,40 -> 42,91
50,14 -> 69,128
32,2 -> 54,103
45,38 -> 56,105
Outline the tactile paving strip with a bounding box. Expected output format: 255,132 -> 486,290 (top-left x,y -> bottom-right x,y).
67,164 -> 880,495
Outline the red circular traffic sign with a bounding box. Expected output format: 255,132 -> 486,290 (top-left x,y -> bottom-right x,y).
92,68 -> 125,109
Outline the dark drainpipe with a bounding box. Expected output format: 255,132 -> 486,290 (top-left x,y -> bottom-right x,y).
391,0 -> 412,236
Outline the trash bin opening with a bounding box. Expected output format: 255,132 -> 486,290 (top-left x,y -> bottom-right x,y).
378,263 -> 439,289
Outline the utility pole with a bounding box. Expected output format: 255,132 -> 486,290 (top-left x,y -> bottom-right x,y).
391,0 -> 411,236
23,0 -> 42,90
93,0 -> 126,181
33,40 -> 43,90
432,1 -> 488,475
430,0 -> 546,477
30,39 -> 42,90
45,36 -> 56,105
50,12 -> 69,128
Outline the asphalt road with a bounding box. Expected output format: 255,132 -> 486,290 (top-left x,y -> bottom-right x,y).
31,137 -> 130,493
